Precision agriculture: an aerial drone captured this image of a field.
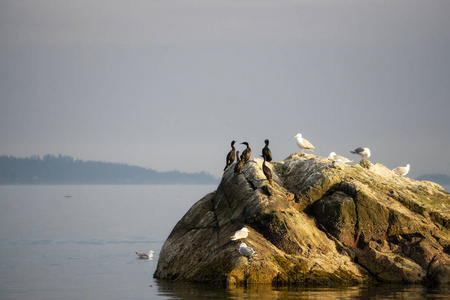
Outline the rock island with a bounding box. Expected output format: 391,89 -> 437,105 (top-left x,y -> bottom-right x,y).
154,153 -> 450,286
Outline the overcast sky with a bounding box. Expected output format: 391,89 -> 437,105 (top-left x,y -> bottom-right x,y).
1,0 -> 449,179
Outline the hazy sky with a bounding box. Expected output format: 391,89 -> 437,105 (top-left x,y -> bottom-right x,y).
1,0 -> 449,179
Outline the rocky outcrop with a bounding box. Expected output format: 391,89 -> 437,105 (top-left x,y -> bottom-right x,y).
154,153 -> 450,286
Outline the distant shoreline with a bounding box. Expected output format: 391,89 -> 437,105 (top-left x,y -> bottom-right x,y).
0,154 -> 219,185
1,154 -> 448,186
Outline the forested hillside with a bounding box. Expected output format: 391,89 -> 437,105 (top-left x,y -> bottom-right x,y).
0,155 -> 218,185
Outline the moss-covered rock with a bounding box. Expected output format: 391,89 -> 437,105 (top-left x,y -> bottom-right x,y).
154,154 -> 450,286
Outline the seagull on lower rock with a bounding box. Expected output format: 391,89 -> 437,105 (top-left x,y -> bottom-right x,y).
231,227 -> 249,241
239,242 -> 257,257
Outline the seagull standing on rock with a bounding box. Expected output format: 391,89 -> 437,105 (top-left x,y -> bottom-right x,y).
328,152 -> 353,164
350,147 -> 371,160
231,227 -> 249,241
295,133 -> 315,153
392,164 -> 410,177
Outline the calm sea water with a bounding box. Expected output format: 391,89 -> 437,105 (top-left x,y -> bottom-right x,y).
0,185 -> 449,300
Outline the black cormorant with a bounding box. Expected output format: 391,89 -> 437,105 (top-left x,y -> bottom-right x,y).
223,140 -> 236,171
234,151 -> 244,175
260,155 -> 273,185
240,142 -> 251,163
262,139 -> 272,162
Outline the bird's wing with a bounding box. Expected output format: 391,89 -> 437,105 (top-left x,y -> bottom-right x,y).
393,167 -> 404,175
355,147 -> 365,154
239,247 -> 251,256
303,138 -> 315,148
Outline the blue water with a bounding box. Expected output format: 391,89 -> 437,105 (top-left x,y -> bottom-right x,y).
0,185 -> 449,299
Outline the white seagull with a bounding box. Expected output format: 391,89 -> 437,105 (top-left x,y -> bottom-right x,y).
328,152 -> 353,164
392,164 -> 410,177
295,133 -> 315,153
350,147 -> 371,160
231,227 -> 249,241
239,243 -> 257,257
135,250 -> 155,260
332,159 -> 346,170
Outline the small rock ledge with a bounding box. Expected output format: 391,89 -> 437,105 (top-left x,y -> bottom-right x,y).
154,153 -> 450,286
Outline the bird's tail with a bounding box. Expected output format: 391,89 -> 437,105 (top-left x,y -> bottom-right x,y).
350,151 -> 356,154
231,236 -> 237,241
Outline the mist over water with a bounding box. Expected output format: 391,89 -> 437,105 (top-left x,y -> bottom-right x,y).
0,185 -> 449,299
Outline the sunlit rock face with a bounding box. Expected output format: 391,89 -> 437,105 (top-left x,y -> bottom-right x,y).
154,153 -> 450,286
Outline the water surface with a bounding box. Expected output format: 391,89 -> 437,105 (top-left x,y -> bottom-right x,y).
0,185 -> 449,299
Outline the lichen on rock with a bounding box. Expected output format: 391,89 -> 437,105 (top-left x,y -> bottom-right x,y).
154,154 -> 450,286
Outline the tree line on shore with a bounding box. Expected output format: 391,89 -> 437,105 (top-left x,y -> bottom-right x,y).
0,154 -> 219,185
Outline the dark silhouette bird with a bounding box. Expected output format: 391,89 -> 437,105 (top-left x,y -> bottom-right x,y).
240,142 -> 251,163
223,140 -> 236,171
234,151 -> 244,175
262,139 -> 272,162
260,155 -> 273,185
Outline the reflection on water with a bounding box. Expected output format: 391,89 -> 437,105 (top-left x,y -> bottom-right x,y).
156,280 -> 450,300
